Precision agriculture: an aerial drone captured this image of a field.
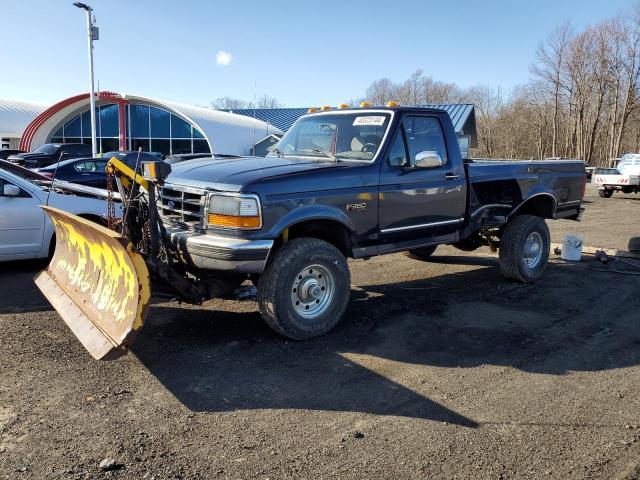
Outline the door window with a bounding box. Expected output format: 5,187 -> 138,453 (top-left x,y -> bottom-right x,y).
387,131 -> 408,167
74,160 -> 107,172
402,116 -> 448,166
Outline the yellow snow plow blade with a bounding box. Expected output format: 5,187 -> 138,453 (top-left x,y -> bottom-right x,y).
34,206 -> 151,360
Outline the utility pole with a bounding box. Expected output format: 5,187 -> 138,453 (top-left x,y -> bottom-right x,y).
73,2 -> 99,157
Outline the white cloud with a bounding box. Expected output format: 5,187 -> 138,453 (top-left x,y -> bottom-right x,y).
216,50 -> 232,66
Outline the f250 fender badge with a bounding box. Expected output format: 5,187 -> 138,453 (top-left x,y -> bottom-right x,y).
346,202 -> 367,211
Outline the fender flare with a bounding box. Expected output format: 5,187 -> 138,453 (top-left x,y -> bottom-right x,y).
507,191 -> 557,219
265,205 -> 355,239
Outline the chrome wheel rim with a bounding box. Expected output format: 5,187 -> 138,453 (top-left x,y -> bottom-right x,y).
290,264 -> 334,319
523,232 -> 543,268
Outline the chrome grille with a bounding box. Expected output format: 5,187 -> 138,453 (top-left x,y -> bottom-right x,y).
159,185 -> 206,229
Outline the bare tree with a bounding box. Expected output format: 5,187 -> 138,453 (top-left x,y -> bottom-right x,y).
357,2 -> 640,162
465,85 -> 503,157
211,97 -> 250,109
365,78 -> 395,104
254,95 -> 283,109
211,95 -> 283,110
531,22 -> 572,157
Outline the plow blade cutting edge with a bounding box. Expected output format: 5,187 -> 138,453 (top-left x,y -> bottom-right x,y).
34,206 -> 151,360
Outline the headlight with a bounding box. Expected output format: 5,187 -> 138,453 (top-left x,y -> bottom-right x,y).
207,193 -> 261,229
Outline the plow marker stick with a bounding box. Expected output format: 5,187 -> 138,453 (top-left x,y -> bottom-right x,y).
34,206 -> 151,360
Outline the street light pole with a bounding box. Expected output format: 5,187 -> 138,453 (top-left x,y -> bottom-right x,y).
73,2 -> 98,157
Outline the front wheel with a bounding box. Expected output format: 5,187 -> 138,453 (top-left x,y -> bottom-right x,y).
599,188 -> 614,198
257,237 -> 351,340
499,215 -> 550,283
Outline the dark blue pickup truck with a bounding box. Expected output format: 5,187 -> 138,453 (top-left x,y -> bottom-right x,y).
158,105 -> 585,340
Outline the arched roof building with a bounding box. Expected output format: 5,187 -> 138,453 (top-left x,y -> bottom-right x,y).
16,92 -> 282,156
0,98 -> 48,149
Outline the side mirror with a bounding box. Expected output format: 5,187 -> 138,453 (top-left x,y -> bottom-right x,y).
414,150 -> 443,168
3,184 -> 20,196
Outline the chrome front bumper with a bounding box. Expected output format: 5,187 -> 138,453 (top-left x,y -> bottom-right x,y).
165,227 -> 273,273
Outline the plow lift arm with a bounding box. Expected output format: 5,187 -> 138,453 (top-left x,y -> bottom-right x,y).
34,157 -> 205,360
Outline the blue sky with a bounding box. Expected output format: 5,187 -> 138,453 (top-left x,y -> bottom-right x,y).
1,0 -> 635,107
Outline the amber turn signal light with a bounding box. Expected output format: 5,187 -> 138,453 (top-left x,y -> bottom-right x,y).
208,214 -> 261,229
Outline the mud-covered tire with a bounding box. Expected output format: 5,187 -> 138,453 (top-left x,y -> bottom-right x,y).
599,188 -> 613,198
499,215 -> 550,283
257,237 -> 351,340
405,245 -> 438,261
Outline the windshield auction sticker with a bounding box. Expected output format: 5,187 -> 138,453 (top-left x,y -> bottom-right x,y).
353,116 -> 386,126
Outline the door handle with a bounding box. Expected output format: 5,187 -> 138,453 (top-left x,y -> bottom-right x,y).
444,173 -> 459,180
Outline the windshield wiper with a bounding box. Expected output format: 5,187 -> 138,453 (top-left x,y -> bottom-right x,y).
300,148 -> 337,161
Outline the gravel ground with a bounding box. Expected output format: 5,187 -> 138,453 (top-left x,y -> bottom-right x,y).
1,184 -> 640,479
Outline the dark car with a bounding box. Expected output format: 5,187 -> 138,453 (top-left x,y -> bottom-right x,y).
102,151 -> 165,169
36,157 -> 109,189
0,149 -> 25,160
8,143 -> 92,169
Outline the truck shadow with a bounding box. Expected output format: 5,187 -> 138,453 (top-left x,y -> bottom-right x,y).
132,254 -> 640,425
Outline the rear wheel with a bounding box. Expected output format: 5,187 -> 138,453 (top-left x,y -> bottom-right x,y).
599,188 -> 614,198
257,237 -> 351,340
499,215 -> 550,283
405,245 -> 438,261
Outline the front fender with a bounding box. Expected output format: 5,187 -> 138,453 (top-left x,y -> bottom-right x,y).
264,204 -> 355,239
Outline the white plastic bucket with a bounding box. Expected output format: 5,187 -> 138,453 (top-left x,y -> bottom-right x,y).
561,234 -> 583,261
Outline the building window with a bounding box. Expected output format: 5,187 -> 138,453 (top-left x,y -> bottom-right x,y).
149,107 -> 170,138
49,102 -> 209,156
99,105 -> 119,137
127,103 -> 209,156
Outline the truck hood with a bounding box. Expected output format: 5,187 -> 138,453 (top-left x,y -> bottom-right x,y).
8,152 -> 50,162
166,156 -> 346,192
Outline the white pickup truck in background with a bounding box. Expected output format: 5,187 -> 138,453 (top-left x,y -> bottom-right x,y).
593,153 -> 640,198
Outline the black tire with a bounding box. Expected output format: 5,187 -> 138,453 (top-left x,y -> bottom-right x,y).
257,237 -> 351,340
405,245 -> 438,261
629,236 -> 640,253
47,234 -> 56,259
499,215 -> 550,283
599,188 -> 613,198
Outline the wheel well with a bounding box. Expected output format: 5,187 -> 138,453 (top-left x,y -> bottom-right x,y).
281,219 -> 352,257
510,195 -> 556,219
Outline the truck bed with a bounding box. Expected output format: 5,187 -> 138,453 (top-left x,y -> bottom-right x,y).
463,159 -> 585,229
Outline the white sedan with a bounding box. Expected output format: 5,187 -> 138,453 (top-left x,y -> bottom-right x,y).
0,161 -> 119,262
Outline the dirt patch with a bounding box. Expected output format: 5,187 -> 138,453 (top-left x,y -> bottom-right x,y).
0,185 -> 639,479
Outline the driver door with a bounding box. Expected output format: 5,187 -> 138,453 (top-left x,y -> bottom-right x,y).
378,115 -> 466,245
0,176 -> 44,256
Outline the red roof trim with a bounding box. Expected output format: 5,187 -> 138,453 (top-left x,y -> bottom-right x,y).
19,91 -> 121,151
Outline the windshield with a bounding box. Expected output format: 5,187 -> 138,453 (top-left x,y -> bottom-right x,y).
33,144 -> 61,155
274,112 -> 392,161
